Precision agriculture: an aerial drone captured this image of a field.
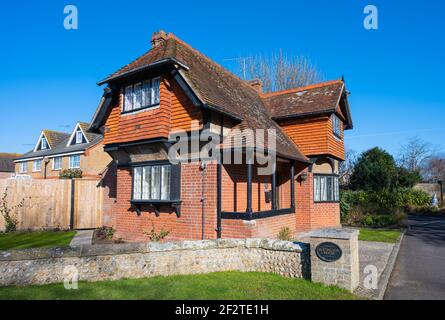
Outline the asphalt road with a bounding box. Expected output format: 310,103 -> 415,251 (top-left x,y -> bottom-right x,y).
385,215 -> 445,300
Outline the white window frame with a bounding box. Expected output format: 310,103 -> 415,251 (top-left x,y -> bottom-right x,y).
314,174 -> 340,203
53,157 -> 62,171
19,162 -> 27,173
75,130 -> 83,144
69,155 -> 81,169
33,159 -> 42,172
123,77 -> 161,113
41,137 -> 48,150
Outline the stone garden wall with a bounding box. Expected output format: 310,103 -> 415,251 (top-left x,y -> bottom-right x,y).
0,239 -> 310,286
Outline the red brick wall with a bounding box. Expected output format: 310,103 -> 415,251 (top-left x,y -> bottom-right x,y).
295,167 -> 340,232
112,162 -> 340,242
113,162 -> 218,242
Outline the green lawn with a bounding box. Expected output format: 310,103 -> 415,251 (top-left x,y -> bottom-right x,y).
358,228 -> 401,243
0,272 -> 361,300
0,231 -> 76,250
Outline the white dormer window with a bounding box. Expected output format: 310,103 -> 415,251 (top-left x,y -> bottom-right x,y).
76,130 -> 83,144
67,123 -> 89,147
123,77 -> 161,113
41,137 -> 48,150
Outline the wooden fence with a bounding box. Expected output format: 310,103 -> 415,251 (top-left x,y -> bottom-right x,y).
0,179 -> 104,231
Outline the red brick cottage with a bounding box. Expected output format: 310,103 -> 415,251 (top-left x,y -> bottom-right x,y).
89,31 -> 353,242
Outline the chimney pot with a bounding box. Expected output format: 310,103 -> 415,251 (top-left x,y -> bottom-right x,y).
246,79 -> 263,93
151,30 -> 168,48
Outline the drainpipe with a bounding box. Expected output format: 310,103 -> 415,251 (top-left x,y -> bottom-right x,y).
216,114 -> 224,239
200,161 -> 207,240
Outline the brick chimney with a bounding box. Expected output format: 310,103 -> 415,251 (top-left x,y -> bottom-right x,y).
246,79 -> 263,93
151,30 -> 168,48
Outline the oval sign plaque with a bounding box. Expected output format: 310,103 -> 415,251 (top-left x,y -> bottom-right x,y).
315,242 -> 342,263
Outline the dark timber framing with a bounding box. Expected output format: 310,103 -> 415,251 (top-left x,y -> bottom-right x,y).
222,158 -> 297,221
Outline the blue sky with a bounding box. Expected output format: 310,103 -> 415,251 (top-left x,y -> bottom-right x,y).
1,0 -> 444,156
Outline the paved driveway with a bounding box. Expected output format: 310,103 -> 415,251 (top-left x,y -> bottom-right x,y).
385,215 -> 445,300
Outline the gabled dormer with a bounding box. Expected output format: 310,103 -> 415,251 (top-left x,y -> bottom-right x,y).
67,122 -> 90,146
34,131 -> 51,151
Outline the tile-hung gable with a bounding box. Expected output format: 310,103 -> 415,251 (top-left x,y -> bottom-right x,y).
262,80 -> 353,129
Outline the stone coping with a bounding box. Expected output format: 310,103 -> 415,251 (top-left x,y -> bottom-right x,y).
309,228 -> 359,240
0,239 -> 305,262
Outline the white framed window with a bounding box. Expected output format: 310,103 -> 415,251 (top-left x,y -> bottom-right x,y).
133,164 -> 172,201
33,160 -> 42,172
19,162 -> 27,173
75,130 -> 83,144
332,114 -> 342,139
314,175 -> 340,202
69,155 -> 80,169
123,77 -> 161,113
53,157 -> 62,170
41,137 -> 48,150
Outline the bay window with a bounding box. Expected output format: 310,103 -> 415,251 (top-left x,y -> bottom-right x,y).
314,174 -> 340,202
123,77 -> 161,113
132,163 -> 179,202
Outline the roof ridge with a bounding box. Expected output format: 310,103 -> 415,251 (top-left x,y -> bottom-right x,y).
260,80 -> 344,98
42,129 -> 70,135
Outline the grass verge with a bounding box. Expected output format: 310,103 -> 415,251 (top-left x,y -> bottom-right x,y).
0,231 -> 76,250
0,271 -> 361,300
359,228 -> 401,243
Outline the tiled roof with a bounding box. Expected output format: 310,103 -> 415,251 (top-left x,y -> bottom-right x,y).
97,33 -> 310,162
0,153 -> 20,172
78,122 -> 99,143
16,124 -> 103,161
42,130 -> 70,148
261,80 -> 345,119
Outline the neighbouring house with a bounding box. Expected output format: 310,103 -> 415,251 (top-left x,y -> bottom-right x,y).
14,122 -> 113,180
89,31 -> 353,241
0,153 -> 20,179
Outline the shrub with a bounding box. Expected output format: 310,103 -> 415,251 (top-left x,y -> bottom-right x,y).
144,228 -> 170,242
360,215 -> 401,228
340,188 -> 428,227
277,227 -> 293,241
95,226 -> 115,240
59,169 -> 82,179
0,189 -> 24,233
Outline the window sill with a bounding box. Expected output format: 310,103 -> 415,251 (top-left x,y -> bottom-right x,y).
314,201 -> 340,204
121,104 -> 160,116
131,199 -> 182,217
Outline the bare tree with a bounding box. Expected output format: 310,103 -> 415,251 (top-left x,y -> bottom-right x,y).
238,51 -> 323,93
398,137 -> 436,172
423,156 -> 445,183
339,148 -> 358,188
